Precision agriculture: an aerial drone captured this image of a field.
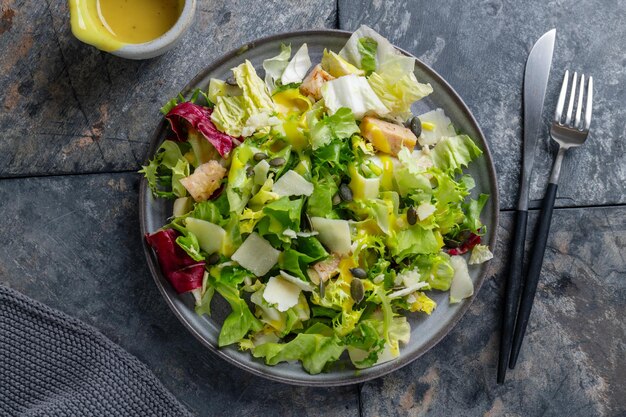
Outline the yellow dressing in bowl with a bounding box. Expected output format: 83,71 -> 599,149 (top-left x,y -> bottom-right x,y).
69,0 -> 182,52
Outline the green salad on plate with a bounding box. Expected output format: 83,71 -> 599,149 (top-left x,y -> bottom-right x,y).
141,26 -> 493,374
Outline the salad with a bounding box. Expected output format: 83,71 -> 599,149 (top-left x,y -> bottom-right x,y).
141,26 -> 493,374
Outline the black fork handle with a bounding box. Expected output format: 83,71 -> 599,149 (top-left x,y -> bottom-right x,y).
497,208 -> 528,383
509,182 -> 558,368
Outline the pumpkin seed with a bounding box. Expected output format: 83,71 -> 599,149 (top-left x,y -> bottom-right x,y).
407,206 -> 417,225
350,278 -> 364,303
269,157 -> 285,167
319,280 -> 326,298
339,183 -> 353,202
246,166 -> 255,177
207,253 -> 220,265
225,75 -> 237,86
349,267 -> 367,278
253,152 -> 268,162
409,116 -> 422,137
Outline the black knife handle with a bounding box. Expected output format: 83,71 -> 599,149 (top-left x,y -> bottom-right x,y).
509,182 -> 558,368
497,208 -> 528,383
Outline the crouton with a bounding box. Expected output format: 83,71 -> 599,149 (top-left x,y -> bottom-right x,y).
299,64 -> 335,101
360,117 -> 418,156
180,161 -> 226,202
308,255 -> 341,285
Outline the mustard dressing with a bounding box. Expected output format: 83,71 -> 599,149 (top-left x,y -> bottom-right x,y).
69,0 -> 182,52
96,0 -> 182,44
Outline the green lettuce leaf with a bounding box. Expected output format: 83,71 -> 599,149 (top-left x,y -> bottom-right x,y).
430,135 -> 483,173
211,95 -> 247,137
409,253 -> 455,291
391,224 -> 442,261
215,282 -> 263,347
357,37 -> 377,74
368,70 -> 433,121
463,193 -> 489,232
307,106 -> 360,150
252,323 -> 344,374
307,176 -> 338,218
233,60 -> 276,114
257,197 -> 304,242
175,232 -> 204,261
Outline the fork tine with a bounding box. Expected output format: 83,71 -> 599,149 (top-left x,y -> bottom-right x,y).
565,72 -> 578,125
584,76 -> 593,130
555,70 -> 569,123
575,74 -> 585,129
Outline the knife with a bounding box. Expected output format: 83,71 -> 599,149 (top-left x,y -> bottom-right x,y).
497,29 -> 556,384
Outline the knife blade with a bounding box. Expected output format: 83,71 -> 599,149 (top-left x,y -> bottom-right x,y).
497,29 -> 556,384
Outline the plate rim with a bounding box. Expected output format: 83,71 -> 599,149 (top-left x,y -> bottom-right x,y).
139,28 -> 500,386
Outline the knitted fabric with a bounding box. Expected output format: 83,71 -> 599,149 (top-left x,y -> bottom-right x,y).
0,285 -> 193,417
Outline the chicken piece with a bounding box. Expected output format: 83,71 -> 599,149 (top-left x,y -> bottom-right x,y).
308,255 -> 341,285
360,117 -> 418,156
299,64 -> 335,101
180,160 -> 226,202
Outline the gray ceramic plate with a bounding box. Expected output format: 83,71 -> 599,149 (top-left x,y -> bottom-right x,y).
140,30 -> 499,386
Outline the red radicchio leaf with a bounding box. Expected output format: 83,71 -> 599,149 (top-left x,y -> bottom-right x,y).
447,233 -> 481,256
145,229 -> 205,293
166,101 -> 234,157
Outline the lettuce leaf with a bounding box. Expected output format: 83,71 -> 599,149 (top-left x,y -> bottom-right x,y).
358,37 -> 378,74
215,281 -> 263,346
307,176 -> 338,218
391,224 -> 442,261
252,323 -> 344,374
140,140 -> 188,199
263,43 -> 291,91
210,95 -> 247,137
321,74 -> 388,119
281,43 -> 312,85
339,25 -> 415,73
257,197 -> 304,242
166,102 -> 234,157
463,193 -> 489,231
368,71 -> 433,121
145,229 -> 205,293
233,60 -> 276,113
307,106 -> 360,149
430,135 -> 483,173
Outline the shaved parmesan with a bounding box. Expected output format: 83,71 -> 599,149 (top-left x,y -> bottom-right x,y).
279,271 -> 315,292
449,255 -> 474,303
272,170 -> 314,197
253,159 -> 270,185
263,276 -> 302,312
388,283 -> 428,299
185,217 -> 226,254
416,202 -> 436,221
310,217 -> 352,255
417,108 -> 456,146
232,233 -> 280,276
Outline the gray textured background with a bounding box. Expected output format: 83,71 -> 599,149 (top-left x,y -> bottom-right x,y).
0,0 -> 624,415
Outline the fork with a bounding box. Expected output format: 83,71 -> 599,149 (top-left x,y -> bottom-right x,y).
508,70 -> 594,368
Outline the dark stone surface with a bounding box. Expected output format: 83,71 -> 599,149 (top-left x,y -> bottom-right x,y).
339,0 -> 626,210
359,207 -> 626,417
0,0 -> 336,177
0,173 -> 359,417
1,1 -> 625,415
1,174 -> 623,416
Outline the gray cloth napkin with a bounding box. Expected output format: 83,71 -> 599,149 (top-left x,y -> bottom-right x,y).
0,285 -> 193,417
